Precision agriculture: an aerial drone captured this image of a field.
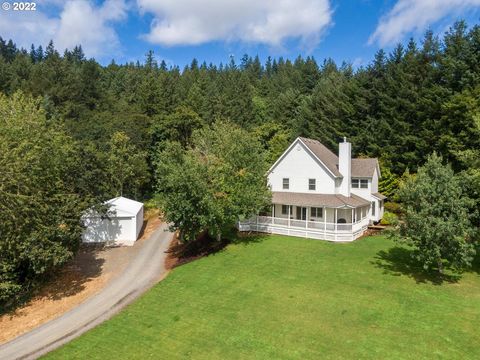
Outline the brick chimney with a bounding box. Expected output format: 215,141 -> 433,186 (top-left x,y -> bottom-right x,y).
338,137 -> 351,197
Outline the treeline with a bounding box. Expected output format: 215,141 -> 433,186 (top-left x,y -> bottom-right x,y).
1,22 -> 480,184
1,20 -> 480,305
1,22 -> 480,181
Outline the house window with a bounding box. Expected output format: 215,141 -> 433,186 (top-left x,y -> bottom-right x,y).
309,178 -> 316,191
352,178 -> 368,189
283,178 -> 289,189
371,201 -> 376,216
310,207 -> 323,218
282,205 -> 292,215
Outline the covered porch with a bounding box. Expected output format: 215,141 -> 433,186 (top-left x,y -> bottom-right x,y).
238,192 -> 371,241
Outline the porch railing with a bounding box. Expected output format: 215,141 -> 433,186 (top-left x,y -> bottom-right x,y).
240,216 -> 369,233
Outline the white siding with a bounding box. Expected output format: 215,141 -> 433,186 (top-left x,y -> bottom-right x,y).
350,178 -> 371,199
372,169 -> 382,222
371,168 -> 379,193
268,141 -> 336,194
379,200 -> 384,220
82,216 -> 136,244
369,200 -> 383,223
82,199 -> 144,246
135,206 -> 144,239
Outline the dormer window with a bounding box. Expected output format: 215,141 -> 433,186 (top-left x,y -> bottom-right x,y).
352,179 -> 368,189
283,178 -> 289,189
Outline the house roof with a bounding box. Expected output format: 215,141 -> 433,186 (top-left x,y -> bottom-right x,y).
299,137 -> 379,178
372,192 -> 387,200
272,192 -> 371,208
106,196 -> 143,217
298,137 -> 342,177
351,158 -> 380,178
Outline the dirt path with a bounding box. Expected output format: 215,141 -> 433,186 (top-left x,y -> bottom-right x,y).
0,216 -> 163,345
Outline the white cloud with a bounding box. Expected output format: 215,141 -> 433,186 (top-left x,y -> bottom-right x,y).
137,0 -> 333,47
0,0 -> 127,58
369,0 -> 480,46
0,11 -> 58,48
54,0 -> 127,57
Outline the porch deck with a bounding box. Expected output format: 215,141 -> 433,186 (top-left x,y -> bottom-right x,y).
238,216 -> 370,242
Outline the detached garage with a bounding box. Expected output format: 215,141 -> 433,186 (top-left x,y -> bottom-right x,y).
82,197 -> 144,246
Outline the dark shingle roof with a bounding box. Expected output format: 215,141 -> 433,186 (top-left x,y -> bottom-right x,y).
372,192 -> 387,200
299,137 -> 379,178
299,137 -> 342,177
272,192 -> 370,208
351,158 -> 379,178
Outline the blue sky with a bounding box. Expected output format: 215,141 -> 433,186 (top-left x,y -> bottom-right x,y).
1,0 -> 480,68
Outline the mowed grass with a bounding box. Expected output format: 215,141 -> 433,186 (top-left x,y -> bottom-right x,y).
45,235 -> 480,359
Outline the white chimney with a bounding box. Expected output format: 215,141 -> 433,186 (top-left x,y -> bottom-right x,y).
338,137 -> 351,197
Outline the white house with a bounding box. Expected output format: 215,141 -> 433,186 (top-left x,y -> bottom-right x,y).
82,197 -> 144,246
239,137 -> 386,241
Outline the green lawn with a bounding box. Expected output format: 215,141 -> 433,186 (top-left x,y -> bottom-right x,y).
45,235 -> 480,359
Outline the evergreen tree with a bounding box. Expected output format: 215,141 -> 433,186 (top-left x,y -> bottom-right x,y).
145,50 -> 157,69
45,40 -> 58,59
29,44 -> 37,63
36,45 -> 44,62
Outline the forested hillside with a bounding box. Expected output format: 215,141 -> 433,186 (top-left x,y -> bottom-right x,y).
1,21 -> 479,193
1,20 -> 480,306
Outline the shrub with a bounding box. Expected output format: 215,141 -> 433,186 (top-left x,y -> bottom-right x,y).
384,202 -> 402,215
380,211 -> 398,226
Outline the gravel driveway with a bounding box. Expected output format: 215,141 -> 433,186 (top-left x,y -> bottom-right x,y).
0,222 -> 174,360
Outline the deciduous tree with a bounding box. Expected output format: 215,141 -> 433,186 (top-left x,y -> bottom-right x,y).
155,121 -> 270,242
106,131 -> 149,198
393,153 -> 476,273
0,92 -> 90,305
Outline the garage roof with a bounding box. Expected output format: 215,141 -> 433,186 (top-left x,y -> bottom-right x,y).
106,197 -> 143,217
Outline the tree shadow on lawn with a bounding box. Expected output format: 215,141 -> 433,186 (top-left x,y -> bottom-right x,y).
166,231 -> 229,269
231,231 -> 270,245
471,250 -> 480,275
372,247 -> 462,285
166,231 -> 268,269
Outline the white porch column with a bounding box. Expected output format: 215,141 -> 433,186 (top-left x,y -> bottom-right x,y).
335,208 -> 338,231
288,205 -> 291,228
351,208 -> 354,223
334,208 -> 338,241
306,207 -> 309,229
323,207 -> 326,231
272,205 -> 274,225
